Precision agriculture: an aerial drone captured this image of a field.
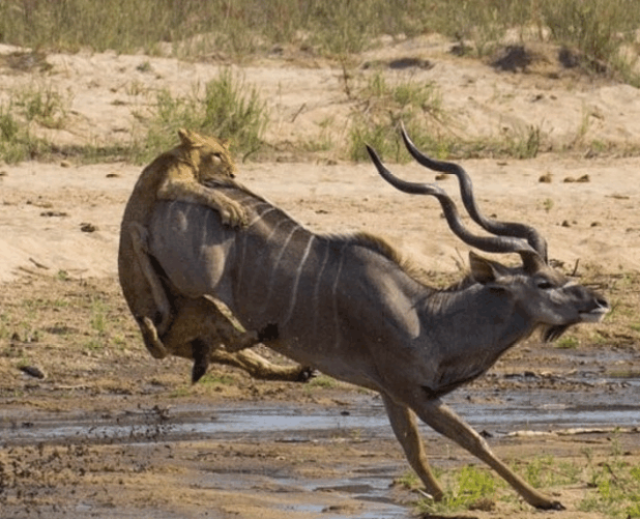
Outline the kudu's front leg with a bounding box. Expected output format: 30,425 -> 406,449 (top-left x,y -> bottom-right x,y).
417,399 -> 564,510
381,393 -> 444,501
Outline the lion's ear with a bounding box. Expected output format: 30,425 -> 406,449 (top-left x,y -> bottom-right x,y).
177,128 -> 201,148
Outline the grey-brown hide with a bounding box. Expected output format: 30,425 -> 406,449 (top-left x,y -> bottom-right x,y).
145,133 -> 609,510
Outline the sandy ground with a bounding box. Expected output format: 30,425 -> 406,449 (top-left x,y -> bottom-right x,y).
1,35 -> 640,518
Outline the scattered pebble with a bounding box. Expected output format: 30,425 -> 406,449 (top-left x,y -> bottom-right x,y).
19,365 -> 46,379
80,222 -> 98,232
565,174 -> 590,183
539,173 -> 552,183
41,210 -> 68,217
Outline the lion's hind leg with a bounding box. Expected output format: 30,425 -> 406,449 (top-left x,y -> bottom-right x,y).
128,221 -> 173,359
159,296 -> 262,383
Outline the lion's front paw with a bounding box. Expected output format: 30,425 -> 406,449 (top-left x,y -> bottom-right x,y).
220,201 -> 248,228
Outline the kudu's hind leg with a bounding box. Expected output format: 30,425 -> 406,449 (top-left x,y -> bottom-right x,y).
381,393 -> 444,501
417,399 -> 563,510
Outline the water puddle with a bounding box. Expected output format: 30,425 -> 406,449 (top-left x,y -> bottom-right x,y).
267,464 -> 408,519
4,348 -> 639,447
2,386 -> 639,446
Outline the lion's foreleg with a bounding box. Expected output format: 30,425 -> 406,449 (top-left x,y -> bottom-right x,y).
157,180 -> 248,228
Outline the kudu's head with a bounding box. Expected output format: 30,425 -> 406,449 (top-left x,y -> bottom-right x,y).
366,127 -> 609,341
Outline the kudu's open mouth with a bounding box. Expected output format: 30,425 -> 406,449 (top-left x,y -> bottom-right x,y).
580,305 -> 610,323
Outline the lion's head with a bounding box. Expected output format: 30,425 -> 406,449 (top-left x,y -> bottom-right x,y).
177,129 -> 238,182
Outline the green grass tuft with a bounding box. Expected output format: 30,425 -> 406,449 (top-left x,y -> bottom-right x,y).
137,68 -> 269,164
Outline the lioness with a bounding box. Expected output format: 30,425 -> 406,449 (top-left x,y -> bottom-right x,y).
119,130 -> 310,383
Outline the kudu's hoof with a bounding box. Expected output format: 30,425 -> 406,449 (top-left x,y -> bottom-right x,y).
191,360 -> 209,384
295,367 -> 318,383
548,500 -> 565,511
190,338 -> 211,384
534,499 -> 565,511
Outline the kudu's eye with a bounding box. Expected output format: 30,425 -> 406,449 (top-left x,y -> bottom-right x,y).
536,279 -> 555,290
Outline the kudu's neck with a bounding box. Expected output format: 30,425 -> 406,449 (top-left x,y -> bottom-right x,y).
416,281 -> 537,395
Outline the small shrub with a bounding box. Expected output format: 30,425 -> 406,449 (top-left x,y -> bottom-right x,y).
419,464 -> 498,514
90,299 -> 108,335
308,375 -> 337,389
541,0 -> 640,75
542,198 -> 554,213
0,104 -> 27,163
394,470 -> 422,490
136,61 -> 152,73
347,73 -> 444,162
555,336 -> 579,349
509,125 -> 542,159
201,68 -> 269,159
17,84 -> 70,129
139,68 -> 269,163
0,101 -> 50,163
199,373 -> 235,387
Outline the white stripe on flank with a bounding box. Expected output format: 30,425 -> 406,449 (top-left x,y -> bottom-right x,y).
198,207 -> 210,258
331,243 -> 347,350
259,225 -> 300,313
264,217 -> 292,243
283,235 -> 315,325
236,230 -> 250,293
311,240 -> 331,336
237,208 -> 288,296
247,206 -> 277,228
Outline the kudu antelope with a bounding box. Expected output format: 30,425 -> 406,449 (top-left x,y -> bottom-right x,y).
140,128 -> 609,509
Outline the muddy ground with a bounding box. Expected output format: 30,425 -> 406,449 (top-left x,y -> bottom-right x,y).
1,35 -> 640,519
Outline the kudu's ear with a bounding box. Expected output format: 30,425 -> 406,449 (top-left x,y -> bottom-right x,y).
469,251 -> 500,285
519,250 -> 547,274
